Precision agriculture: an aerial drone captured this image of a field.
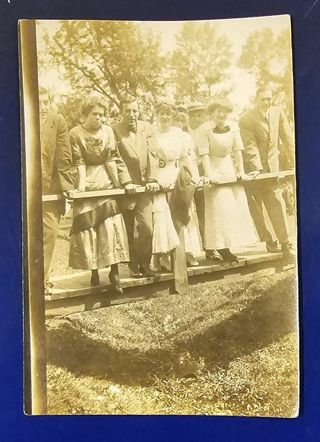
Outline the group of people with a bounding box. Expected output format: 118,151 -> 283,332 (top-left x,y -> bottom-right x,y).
39,85 -> 295,295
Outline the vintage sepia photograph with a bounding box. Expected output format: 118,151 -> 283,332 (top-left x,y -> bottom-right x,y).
20,15 -> 299,416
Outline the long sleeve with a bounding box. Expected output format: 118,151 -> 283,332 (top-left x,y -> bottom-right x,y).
194,127 -> 214,179
106,126 -> 132,186
194,126 -> 210,157
232,126 -> 244,152
55,115 -> 74,191
278,111 -> 295,169
40,131 -> 52,194
239,114 -> 263,172
181,131 -> 200,181
69,127 -> 85,166
145,125 -> 159,182
232,127 -> 245,175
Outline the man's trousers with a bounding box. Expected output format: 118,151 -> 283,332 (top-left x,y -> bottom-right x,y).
245,180 -> 289,245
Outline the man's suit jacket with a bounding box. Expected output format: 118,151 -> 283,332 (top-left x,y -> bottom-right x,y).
112,120 -> 158,185
41,113 -> 74,194
239,106 -> 295,173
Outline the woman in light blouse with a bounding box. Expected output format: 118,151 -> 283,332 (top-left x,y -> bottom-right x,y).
196,97 -> 257,262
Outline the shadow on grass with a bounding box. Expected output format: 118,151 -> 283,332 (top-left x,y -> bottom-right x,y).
46,272 -> 297,386
188,275 -> 297,368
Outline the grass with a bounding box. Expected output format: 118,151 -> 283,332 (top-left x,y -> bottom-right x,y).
45,268 -> 299,416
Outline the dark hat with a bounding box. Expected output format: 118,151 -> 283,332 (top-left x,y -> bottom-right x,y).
175,105 -> 188,114
155,99 -> 175,114
187,102 -> 206,114
208,97 -> 233,114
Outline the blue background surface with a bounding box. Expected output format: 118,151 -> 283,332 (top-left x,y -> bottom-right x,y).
0,0 -> 319,440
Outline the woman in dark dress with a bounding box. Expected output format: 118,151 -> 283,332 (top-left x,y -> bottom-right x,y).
69,96 -> 135,293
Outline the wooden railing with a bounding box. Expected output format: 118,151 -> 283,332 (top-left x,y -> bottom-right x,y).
42,170 -> 295,294
42,170 -> 295,202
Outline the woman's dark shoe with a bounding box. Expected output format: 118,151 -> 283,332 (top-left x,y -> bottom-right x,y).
218,248 -> 239,263
109,265 -> 123,294
281,241 -> 295,261
90,269 -> 100,286
266,240 -> 280,253
139,266 -> 155,277
128,262 -> 143,278
205,250 -> 223,262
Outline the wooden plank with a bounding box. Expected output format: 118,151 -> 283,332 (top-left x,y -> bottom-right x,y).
42,194 -> 64,202
47,272 -> 174,301
254,170 -> 294,180
45,255 -> 293,318
172,228 -> 189,294
20,20 -> 47,414
42,170 -> 295,202
45,281 -> 171,317
188,259 -> 245,277
46,246 -> 288,302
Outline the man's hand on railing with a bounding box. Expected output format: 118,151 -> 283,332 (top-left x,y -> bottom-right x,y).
195,176 -> 210,190
63,190 -> 75,200
124,183 -> 139,194
237,172 -> 251,181
145,182 -> 160,193
75,184 -> 86,192
247,170 -> 260,179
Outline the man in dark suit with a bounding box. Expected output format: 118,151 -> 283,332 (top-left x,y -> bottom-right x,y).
187,103 -> 206,241
113,96 -> 159,277
239,86 -> 295,257
39,87 -> 74,288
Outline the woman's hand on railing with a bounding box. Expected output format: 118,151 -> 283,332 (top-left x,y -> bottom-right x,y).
209,173 -> 221,185
145,182 -> 160,193
124,183 -> 139,194
160,183 -> 172,191
157,177 -> 173,192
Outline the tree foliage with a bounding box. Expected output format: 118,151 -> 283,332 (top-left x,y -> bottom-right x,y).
41,20 -> 165,110
38,20 -> 294,121
238,27 -> 294,117
170,22 -> 233,102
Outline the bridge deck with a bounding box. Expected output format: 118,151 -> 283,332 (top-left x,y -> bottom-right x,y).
45,243 -> 295,317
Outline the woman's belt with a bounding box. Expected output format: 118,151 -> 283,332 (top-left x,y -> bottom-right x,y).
159,159 -> 179,168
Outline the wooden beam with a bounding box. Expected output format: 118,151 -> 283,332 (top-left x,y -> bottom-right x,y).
45,253 -> 295,318
172,228 -> 189,294
45,249 -> 290,302
19,20 -> 47,415
42,170 -> 295,202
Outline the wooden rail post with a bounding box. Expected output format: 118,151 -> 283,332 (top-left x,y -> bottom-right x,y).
172,227 -> 189,294
20,20 -> 47,415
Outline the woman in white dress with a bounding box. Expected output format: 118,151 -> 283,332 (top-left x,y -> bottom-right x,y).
173,107 -> 206,265
196,97 -> 257,262
151,101 -> 202,271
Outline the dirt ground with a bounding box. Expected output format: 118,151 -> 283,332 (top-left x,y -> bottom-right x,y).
46,268 -> 299,417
